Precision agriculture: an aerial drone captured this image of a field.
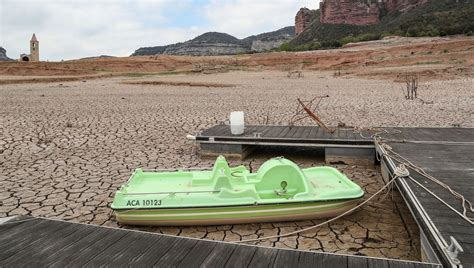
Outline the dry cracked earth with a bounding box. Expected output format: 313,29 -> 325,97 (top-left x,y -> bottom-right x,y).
1,71 -> 473,261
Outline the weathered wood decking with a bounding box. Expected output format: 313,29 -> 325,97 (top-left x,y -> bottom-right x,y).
0,217 -> 438,267
196,125 -> 474,267
378,131 -> 474,268
198,125 -> 374,147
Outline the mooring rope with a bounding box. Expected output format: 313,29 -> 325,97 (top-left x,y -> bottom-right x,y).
377,139 -> 474,223
357,127 -> 473,223
235,172 -> 403,243
236,130 -> 473,244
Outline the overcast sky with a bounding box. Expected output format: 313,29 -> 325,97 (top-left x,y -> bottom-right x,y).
0,0 -> 318,61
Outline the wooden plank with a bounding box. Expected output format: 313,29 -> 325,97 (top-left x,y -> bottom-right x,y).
344,128 -> 358,141
312,125 -> 321,139
272,126 -> 291,139
0,219 -> 68,262
17,223 -> 91,264
292,126 -> 308,138
244,125 -> 258,136
284,126 -> 299,139
103,233 -> 160,266
201,125 -> 225,136
152,236 -> 198,266
266,126 -> 286,138
34,224 -> 98,265
321,253 -> 347,267
273,249 -> 300,267
53,228 -> 127,267
301,126 -> 313,139
261,126 -> 275,137
348,256 -> 369,268
47,224 -> 113,267
412,264 -> 440,268
124,235 -> 167,265
128,235 -> 178,266
441,232 -> 474,244
339,128 -> 349,140
200,242 -> 237,267
457,243 -> 474,261
307,126 -> 317,139
0,219 -> 47,249
368,258 -> 389,268
388,260 -> 415,268
276,126 -> 294,139
245,246 -> 277,268
215,125 -> 232,136
83,232 -> 151,266
177,240 -> 217,267
0,218 -> 39,233
224,245 -> 257,268
298,251 -> 323,268
319,126 -> 332,140
1,220 -> 79,265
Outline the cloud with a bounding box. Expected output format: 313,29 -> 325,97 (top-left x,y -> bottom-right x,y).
0,0 -> 318,60
201,0 -> 316,38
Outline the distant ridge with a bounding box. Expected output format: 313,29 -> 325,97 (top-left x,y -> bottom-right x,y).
79,55 -> 115,60
132,26 -> 294,56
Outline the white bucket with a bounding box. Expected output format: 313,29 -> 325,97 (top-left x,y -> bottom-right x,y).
230,111 -> 245,135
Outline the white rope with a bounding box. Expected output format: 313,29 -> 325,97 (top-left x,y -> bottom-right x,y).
407,176 -> 473,224
353,127 -> 473,224
394,164 -> 410,178
235,126 -> 474,244
379,141 -> 474,223
235,174 -> 402,244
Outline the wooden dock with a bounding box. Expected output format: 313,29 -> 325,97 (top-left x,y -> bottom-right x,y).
196,125 -> 474,267
0,216 -> 438,267
197,125 -> 375,164
378,129 -> 474,268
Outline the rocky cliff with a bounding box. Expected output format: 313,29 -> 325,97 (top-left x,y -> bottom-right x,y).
295,8 -> 315,35
0,47 -> 13,61
290,0 -> 471,48
319,0 -> 430,26
242,26 -> 294,52
161,32 -> 248,56
320,0 -> 380,25
132,27 -> 294,56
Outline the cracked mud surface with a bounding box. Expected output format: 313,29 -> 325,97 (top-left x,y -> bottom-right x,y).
1,71 -> 472,260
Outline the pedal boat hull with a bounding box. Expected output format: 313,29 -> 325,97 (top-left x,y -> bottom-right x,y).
112,156 -> 364,226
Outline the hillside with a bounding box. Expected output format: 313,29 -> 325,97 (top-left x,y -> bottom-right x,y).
0,47 -> 13,61
132,27 -> 294,56
287,0 -> 474,50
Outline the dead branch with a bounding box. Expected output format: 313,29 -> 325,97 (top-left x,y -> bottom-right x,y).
289,95 -> 335,134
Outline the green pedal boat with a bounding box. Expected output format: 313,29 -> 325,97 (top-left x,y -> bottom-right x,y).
111,156 -> 364,226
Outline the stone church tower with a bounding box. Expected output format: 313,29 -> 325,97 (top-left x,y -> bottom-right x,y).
30,33 -> 39,62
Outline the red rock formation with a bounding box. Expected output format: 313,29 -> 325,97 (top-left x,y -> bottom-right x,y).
319,0 -> 381,25
319,0 -> 430,26
295,8 -> 313,35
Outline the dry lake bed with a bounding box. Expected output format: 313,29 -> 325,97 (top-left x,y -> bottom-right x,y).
1,71 -> 473,260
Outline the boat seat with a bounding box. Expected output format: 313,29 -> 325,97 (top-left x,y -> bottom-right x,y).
255,158 -> 308,199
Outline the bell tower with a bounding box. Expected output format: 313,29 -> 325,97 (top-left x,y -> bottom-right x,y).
30,33 -> 39,62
